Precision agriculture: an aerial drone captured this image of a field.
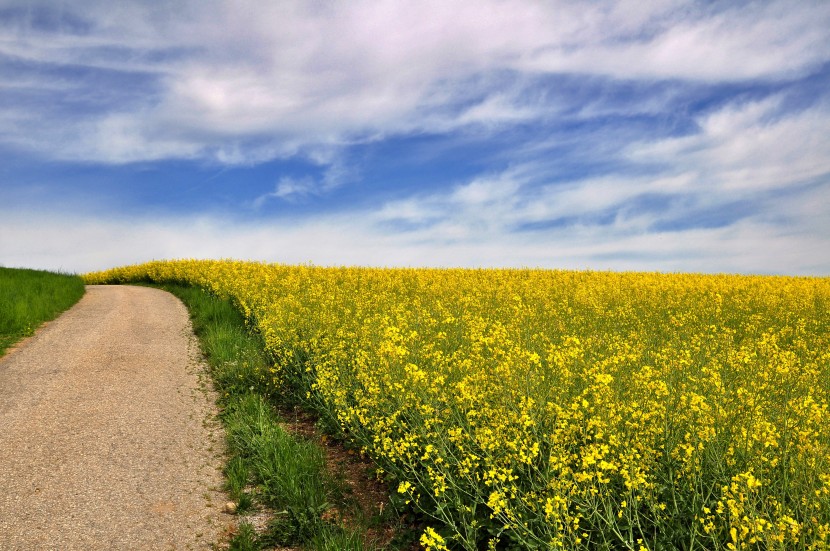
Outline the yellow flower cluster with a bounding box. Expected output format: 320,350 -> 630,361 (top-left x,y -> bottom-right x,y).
85,261 -> 830,550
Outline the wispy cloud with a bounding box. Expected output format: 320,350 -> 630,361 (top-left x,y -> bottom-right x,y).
521,2 -> 830,81
2,0 -> 828,165
628,95 -> 830,192
2,200 -> 827,275
0,1 -> 828,274
253,176 -> 316,207
364,89 -> 830,273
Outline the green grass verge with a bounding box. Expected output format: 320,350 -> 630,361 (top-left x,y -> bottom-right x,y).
0,267 -> 85,356
152,283 -> 380,551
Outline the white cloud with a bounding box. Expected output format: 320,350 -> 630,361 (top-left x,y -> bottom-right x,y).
376,170 -> 530,242
356,92 -> 830,269
0,0 -> 827,164
252,150 -> 356,207
1,203 -> 827,275
628,96 -> 830,192
0,1 -> 827,276
374,166 -> 690,241
522,1 -> 830,81
253,176 -> 316,206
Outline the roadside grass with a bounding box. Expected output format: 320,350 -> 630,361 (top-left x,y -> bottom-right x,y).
153,284 -> 411,550
0,267 -> 85,356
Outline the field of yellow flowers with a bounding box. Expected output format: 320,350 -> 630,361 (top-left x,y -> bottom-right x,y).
85,260 -> 830,550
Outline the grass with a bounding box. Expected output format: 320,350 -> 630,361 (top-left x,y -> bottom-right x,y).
153,283 -> 403,550
0,267 -> 85,356
224,392 -> 329,544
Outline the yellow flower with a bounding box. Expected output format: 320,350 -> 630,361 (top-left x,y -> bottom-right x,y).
420,527 -> 448,551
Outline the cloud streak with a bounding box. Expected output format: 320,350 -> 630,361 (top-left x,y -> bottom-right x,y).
0,1 -> 828,275
1,201 -> 827,275
2,0 -> 828,165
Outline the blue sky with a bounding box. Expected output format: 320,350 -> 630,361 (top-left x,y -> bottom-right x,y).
1,1 -> 829,274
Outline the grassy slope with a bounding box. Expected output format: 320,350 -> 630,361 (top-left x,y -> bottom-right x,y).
0,267 -> 85,356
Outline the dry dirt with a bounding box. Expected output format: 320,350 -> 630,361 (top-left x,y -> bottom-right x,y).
0,285 -> 232,550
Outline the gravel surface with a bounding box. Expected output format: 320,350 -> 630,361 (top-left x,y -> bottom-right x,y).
0,285 -> 231,550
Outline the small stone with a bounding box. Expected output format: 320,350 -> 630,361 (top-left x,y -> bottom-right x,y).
223,501 -> 237,514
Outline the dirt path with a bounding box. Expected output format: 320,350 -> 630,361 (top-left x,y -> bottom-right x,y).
0,285 -> 230,550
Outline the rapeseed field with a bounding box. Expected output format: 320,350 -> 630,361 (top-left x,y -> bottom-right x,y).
85,260 -> 830,550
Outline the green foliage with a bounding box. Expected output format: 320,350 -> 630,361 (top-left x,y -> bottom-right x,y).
307,524 -> 372,550
0,267 -> 85,355
225,456 -> 253,513
227,522 -> 259,551
222,393 -> 328,514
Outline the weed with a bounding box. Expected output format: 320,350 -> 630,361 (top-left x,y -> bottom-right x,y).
224,456 -> 254,513
307,523 -> 370,550
227,522 -> 259,551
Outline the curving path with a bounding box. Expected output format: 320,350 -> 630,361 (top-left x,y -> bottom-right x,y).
0,285 -> 229,550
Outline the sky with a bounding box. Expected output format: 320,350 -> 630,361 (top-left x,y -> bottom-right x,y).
0,1 -> 829,275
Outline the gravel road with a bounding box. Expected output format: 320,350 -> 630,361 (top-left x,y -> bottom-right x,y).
0,285 -> 230,550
